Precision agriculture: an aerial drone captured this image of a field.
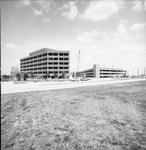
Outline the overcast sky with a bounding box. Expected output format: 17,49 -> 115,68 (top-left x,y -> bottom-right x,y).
1,0 -> 146,75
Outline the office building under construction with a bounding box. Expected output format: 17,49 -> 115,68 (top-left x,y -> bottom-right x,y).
20,48 -> 70,77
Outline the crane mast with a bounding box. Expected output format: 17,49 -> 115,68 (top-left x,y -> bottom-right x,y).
77,49 -> 81,73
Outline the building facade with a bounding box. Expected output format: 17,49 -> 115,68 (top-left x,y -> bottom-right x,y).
77,64 -> 127,78
20,48 -> 70,77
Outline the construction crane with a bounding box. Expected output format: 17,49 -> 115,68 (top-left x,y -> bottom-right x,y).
71,49 -> 81,81
71,49 -> 89,81
76,49 -> 81,73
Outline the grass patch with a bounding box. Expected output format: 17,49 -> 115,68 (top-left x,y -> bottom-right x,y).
1,81 -> 146,150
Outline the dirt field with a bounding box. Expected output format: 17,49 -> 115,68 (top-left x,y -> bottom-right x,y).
1,81 -> 146,150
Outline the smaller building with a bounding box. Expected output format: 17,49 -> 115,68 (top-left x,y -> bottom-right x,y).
11,66 -> 19,78
77,64 -> 127,78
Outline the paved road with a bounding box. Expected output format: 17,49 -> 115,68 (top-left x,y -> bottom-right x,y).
1,78 -> 146,94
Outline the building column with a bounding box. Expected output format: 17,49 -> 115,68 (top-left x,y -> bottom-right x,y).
93,64 -> 100,78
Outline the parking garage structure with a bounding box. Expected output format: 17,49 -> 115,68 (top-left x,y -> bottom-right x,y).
76,64 -> 127,78
20,48 -> 70,77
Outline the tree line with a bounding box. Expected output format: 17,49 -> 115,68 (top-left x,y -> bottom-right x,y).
1,72 -> 68,81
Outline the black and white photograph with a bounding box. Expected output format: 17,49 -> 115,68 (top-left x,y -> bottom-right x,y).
1,0 -> 146,149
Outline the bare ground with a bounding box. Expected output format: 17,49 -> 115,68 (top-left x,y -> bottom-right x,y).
1,81 -> 146,150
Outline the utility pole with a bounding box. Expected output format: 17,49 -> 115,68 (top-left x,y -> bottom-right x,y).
144,67 -> 145,76
137,69 -> 139,76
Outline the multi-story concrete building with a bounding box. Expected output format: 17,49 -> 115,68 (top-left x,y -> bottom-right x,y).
20,48 -> 70,78
77,64 -> 127,78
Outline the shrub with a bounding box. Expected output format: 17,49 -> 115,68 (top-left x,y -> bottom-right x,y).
16,73 -> 21,81
24,73 -> 29,81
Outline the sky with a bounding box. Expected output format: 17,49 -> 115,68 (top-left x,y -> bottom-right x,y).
1,0 -> 146,75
